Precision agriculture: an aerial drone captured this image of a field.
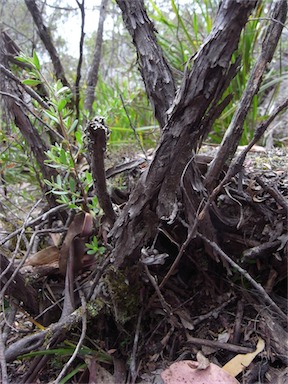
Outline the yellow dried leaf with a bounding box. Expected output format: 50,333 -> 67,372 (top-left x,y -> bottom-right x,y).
222,338 -> 265,377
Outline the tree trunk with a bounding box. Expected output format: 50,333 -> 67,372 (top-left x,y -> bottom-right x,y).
84,0 -> 109,116
110,0 -> 258,267
116,0 -> 176,128
0,29 -> 59,209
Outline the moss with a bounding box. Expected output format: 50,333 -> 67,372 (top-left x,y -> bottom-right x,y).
104,267 -> 142,324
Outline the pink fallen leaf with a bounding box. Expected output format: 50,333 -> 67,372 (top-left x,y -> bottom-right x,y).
161,360 -> 240,384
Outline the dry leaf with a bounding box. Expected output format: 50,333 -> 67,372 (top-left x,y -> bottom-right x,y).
25,245 -> 59,266
59,211 -> 94,275
222,337 -> 265,377
196,351 -> 210,370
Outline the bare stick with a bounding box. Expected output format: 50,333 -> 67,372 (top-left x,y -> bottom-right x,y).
0,329 -> 8,384
130,306 -> 143,384
186,336 -> 254,354
55,285 -> 87,384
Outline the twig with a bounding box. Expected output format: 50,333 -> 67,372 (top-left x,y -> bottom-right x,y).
144,264 -> 172,315
192,296 -> 236,328
0,202 -> 72,246
232,299 -> 244,344
185,336 -> 254,354
198,233 -> 287,322
0,328 -> 8,384
130,306 -> 143,384
0,90 -> 67,144
0,198 -> 42,282
5,305 -> 84,362
55,284 -> 87,384
255,175 -> 288,214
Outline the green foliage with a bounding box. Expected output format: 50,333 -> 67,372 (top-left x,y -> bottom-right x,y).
85,235 -> 106,256
149,0 -> 286,145
91,77 -> 158,150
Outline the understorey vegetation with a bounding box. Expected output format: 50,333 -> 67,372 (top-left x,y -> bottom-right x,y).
0,0 -> 287,383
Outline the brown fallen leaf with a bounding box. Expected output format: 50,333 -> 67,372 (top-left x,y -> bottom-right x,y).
25,245 -> 59,266
59,211 -> 94,275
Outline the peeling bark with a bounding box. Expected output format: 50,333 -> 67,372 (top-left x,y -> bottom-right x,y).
116,0 -> 176,128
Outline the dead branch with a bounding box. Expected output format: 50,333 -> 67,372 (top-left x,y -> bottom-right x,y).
185,336 -> 254,354
5,307 -> 83,362
0,329 -> 8,384
86,117 -> 116,227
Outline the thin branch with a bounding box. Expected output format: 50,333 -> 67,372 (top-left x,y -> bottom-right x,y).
129,306 -> 143,384
0,91 -> 66,143
0,328 -> 8,384
0,65 -> 49,109
55,285 -> 87,384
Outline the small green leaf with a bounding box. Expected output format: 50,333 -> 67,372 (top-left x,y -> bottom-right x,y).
69,177 -> 76,193
56,86 -> 70,95
15,56 -> 31,65
22,79 -> 42,86
32,51 -> 41,70
75,130 -> 83,145
57,98 -> 67,112
68,120 -> 79,134
56,174 -> 62,187
52,190 -> 68,195
59,149 -> 67,165
44,110 -> 59,124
